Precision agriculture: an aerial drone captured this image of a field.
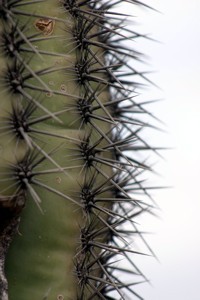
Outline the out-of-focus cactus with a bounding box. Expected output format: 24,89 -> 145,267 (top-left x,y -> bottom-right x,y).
0,1 -> 158,299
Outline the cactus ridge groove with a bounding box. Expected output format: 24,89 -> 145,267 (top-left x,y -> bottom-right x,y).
0,0 -> 160,299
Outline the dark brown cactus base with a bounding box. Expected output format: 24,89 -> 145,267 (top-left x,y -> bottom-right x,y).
0,194 -> 25,300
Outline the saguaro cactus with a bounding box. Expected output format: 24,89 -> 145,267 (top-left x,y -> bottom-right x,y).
0,1 -> 158,299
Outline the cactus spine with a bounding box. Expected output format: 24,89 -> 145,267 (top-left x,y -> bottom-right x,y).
0,1 -> 157,299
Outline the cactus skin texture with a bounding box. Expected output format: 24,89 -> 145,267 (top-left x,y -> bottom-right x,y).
0,0 -> 158,299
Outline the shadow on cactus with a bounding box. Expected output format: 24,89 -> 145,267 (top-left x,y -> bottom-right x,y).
0,0 -> 161,299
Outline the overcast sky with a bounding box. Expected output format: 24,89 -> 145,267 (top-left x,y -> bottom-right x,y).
121,1 -> 200,299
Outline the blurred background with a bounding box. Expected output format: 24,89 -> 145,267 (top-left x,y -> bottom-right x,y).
120,1 -> 200,299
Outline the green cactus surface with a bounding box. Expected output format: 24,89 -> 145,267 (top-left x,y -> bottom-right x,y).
0,1 -> 159,299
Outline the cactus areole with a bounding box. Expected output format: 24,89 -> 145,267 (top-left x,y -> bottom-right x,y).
0,1 -> 158,299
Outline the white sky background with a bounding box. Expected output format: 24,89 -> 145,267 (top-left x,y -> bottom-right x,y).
117,1 -> 200,299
